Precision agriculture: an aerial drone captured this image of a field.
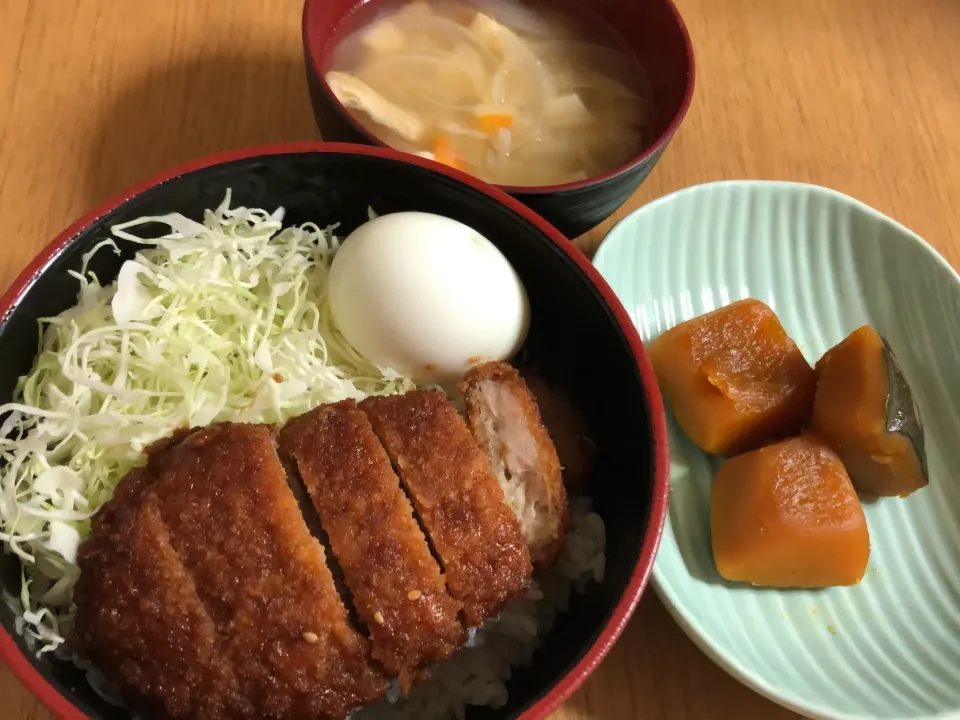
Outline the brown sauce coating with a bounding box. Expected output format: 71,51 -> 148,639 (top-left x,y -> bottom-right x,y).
280,400 -> 464,690
360,391 -> 533,627
75,423 -> 388,720
74,485 -> 241,719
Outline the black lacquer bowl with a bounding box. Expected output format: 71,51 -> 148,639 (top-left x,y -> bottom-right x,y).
0,143 -> 668,720
302,0 -> 696,239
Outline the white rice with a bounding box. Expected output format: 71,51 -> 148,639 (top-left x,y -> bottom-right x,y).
356,496 -> 606,720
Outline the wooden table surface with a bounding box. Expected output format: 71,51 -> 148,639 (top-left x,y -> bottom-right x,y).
1,0 -> 958,718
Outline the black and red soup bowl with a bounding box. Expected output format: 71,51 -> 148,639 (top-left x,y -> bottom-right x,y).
302,0 -> 696,239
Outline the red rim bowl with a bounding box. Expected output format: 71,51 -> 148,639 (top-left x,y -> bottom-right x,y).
302,0 -> 696,238
0,141 -> 670,720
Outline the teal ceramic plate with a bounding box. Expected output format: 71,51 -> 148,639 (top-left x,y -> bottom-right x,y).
593,181 -> 960,720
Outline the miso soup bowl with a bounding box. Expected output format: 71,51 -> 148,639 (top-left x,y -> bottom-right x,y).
302,0 -> 695,239
0,143 -> 669,720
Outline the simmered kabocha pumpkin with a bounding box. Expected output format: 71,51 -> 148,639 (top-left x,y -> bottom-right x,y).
812,326 -> 928,498
710,434 -> 870,588
649,299 -> 817,456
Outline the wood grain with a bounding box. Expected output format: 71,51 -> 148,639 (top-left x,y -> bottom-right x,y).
1,0 -> 958,718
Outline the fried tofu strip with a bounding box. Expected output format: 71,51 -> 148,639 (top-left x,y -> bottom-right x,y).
360,391 -> 532,627
461,362 -> 569,567
325,71 -> 425,142
280,401 -> 464,690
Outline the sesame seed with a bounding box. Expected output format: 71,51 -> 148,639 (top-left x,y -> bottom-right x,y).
407,590 -> 422,600
302,631 -> 319,644
374,612 -> 385,625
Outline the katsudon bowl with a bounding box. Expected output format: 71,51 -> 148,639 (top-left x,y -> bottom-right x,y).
0,142 -> 669,720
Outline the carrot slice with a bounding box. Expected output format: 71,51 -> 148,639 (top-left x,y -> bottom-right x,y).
476,113 -> 514,134
432,136 -> 464,170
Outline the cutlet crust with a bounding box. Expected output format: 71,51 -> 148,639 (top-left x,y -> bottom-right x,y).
150,423 -> 388,719
280,400 -> 464,689
360,391 -> 532,627
76,423 -> 388,720
74,471 -> 243,720
460,362 -> 570,568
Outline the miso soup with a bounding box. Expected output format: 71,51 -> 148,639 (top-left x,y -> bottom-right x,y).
326,0 -> 653,187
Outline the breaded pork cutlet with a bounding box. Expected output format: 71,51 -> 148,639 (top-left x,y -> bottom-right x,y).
280,400 -> 464,691
360,391 -> 533,627
74,474 -> 242,720
150,424 -> 389,718
75,423 -> 388,720
461,362 -> 570,567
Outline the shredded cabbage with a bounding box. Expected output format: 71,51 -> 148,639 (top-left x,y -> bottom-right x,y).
0,191 -> 414,653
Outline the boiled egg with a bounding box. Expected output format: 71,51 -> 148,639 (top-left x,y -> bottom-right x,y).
328,212 -> 529,383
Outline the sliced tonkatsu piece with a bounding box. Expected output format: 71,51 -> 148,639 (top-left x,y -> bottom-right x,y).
74,481 -> 243,720
461,362 -> 570,567
360,391 -> 533,627
280,400 -> 464,691
147,423 -> 389,720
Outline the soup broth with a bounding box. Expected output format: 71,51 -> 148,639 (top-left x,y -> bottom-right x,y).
326,0 -> 652,187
